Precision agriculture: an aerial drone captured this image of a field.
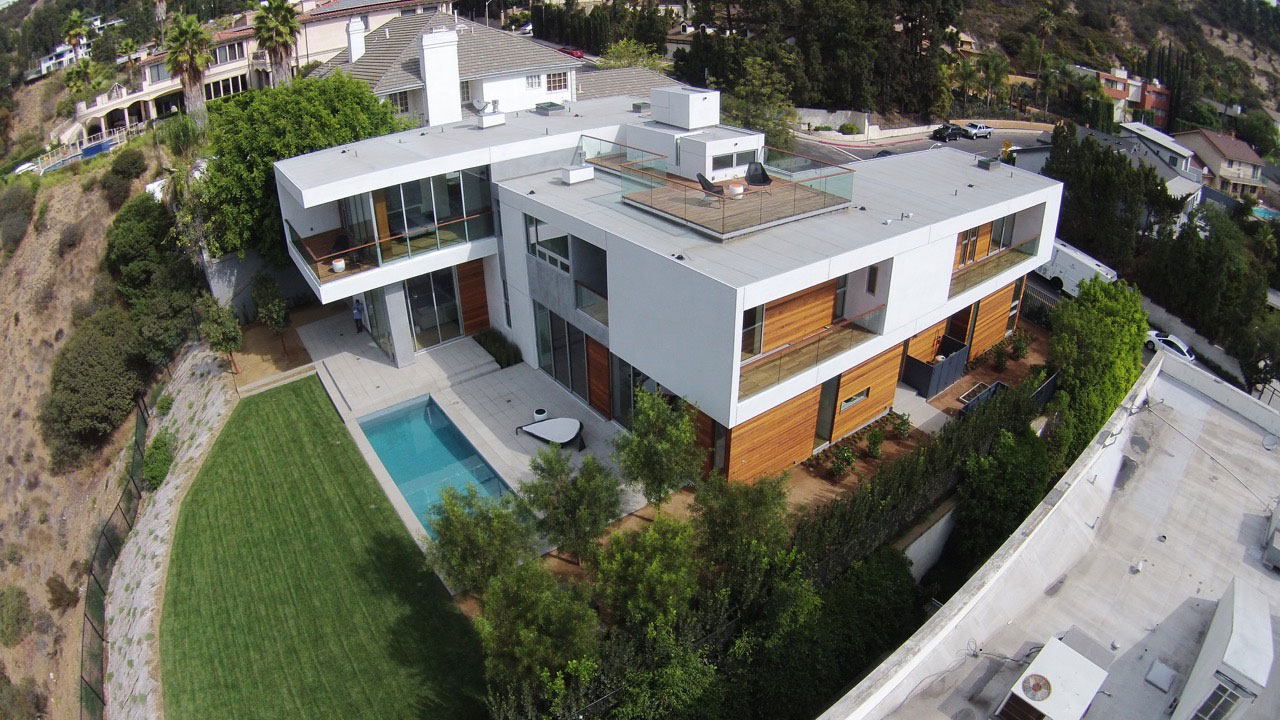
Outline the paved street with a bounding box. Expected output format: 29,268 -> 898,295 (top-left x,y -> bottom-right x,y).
795,129 -> 1043,164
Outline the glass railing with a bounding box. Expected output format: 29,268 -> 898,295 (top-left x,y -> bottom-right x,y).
580,136 -> 855,239
738,304 -> 886,400
948,237 -> 1038,298
574,282 -> 608,326
287,211 -> 494,284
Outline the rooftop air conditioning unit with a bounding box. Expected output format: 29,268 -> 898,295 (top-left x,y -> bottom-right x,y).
632,101 -> 651,113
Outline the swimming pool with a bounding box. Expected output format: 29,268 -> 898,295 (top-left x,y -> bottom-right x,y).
1253,206 -> 1280,222
358,397 -> 509,537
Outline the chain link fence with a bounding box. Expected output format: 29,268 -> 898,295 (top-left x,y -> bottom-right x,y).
80,396 -> 149,720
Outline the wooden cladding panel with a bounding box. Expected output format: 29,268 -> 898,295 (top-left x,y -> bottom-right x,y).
832,343 -> 903,441
694,409 -> 716,477
586,336 -> 611,418
372,188 -> 392,240
726,386 -> 822,483
761,280 -> 838,353
456,259 -> 490,335
906,319 -> 949,362
968,282 -> 1017,359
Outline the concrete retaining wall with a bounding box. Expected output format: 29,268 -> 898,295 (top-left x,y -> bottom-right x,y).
202,248 -> 314,319
901,507 -> 956,582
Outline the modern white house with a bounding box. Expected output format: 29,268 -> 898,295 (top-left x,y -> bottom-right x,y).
274,39 -> 1062,483
25,15 -> 125,80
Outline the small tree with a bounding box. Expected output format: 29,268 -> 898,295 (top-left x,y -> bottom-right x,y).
598,38 -> 663,71
474,561 -> 598,686
252,275 -> 291,357
525,447 -> 621,565
953,429 -> 1050,563
198,295 -> 243,373
426,485 -> 534,595
594,515 -> 699,630
612,389 -> 706,507
721,56 -> 798,149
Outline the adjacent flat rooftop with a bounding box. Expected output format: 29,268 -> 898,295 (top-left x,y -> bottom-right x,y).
821,358 -> 1280,720
500,148 -> 1059,288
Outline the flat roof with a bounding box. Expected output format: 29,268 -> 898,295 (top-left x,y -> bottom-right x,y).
1011,637 -> 1109,720
274,95 -> 650,204
498,148 -> 1060,288
837,363 -> 1280,720
1121,121 -> 1194,157
1225,579 -> 1275,687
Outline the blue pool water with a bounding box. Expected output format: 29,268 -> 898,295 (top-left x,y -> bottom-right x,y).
358,397 -> 509,537
1253,206 -> 1280,222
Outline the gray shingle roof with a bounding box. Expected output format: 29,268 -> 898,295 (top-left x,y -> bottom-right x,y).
575,66 -> 681,100
314,11 -> 580,95
304,0 -> 424,19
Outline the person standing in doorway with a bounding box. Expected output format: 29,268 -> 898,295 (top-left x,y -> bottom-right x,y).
353,298 -> 366,334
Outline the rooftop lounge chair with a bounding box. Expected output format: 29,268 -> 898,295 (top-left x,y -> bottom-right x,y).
696,173 -> 725,205
746,161 -> 773,191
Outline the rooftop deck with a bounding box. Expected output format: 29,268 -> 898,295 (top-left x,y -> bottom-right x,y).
580,138 -> 854,240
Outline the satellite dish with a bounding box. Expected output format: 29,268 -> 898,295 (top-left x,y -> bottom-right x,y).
1022,674 -> 1052,701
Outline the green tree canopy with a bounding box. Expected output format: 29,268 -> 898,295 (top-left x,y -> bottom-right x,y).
198,295 -> 244,372
721,56 -> 798,149
525,447 -> 622,564
196,73 -> 404,260
426,485 -> 535,595
953,429 -> 1051,563
1237,109 -> 1279,158
612,389 -> 706,507
164,14 -> 213,127
598,38 -> 664,71
594,515 -> 700,631
474,562 -> 598,688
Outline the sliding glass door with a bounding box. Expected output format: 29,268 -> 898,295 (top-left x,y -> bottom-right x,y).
404,268 -> 463,351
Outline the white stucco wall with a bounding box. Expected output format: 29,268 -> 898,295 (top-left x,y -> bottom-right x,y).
475,70 -> 574,114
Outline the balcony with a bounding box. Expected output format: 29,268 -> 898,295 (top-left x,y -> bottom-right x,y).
287,212 -> 493,285
948,237 -> 1037,299
579,138 -> 854,240
574,281 -> 608,326
738,304 -> 886,400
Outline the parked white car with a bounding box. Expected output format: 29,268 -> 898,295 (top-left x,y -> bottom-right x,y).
11,162 -> 36,175
962,122 -> 992,139
1034,238 -> 1117,296
1146,331 -> 1197,363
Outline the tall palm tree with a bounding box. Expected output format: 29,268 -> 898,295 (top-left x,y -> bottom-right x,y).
979,51 -> 1010,108
253,0 -> 301,88
64,11 -> 90,57
1038,59 -> 1066,116
956,57 -> 980,108
65,58 -> 92,94
118,37 -> 139,87
1033,6 -> 1057,108
164,15 -> 213,127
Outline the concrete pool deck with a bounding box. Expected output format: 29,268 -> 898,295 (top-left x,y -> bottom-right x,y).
297,313 -> 643,548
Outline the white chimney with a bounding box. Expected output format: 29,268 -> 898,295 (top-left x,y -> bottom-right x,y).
420,28 -> 461,126
347,17 -> 366,62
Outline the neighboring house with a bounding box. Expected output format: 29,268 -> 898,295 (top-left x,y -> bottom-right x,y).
61,0 -> 451,143
1072,65 -> 1172,129
1176,128 -> 1266,200
1010,123 -> 1201,225
25,15 -> 126,81
819,357 -> 1280,720
273,72 -> 1063,482
311,10 -> 582,125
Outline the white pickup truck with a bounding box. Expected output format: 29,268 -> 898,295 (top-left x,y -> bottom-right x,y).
1033,239 -> 1117,296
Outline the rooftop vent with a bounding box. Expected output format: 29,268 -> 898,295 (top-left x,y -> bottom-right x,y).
534,101 -> 568,116
561,165 -> 594,185
977,156 -> 1000,170
632,101 -> 651,113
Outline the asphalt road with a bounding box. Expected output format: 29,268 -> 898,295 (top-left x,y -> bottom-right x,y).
795,129 -> 1043,164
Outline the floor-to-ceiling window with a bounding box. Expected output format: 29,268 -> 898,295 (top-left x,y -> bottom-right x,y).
363,290 -> 394,362
355,165 -> 495,265
534,301 -> 589,404
404,268 -> 463,351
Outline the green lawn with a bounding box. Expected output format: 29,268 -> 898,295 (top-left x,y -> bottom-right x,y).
160,376 -> 485,720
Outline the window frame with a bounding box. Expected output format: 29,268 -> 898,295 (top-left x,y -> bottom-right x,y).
387,90 -> 410,114
526,73 -> 542,89
459,80 -> 471,103
865,266 -> 878,295
741,305 -> 765,360
547,71 -> 568,92
840,387 -> 870,411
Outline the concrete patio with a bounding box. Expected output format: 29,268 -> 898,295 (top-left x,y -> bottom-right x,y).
297,311 -> 643,545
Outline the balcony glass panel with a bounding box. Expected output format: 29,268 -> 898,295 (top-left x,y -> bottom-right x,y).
575,281 -> 608,326
948,237 -> 1037,298
738,304 -> 886,400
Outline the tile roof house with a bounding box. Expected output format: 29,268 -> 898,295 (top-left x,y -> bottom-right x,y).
1175,128 -> 1266,200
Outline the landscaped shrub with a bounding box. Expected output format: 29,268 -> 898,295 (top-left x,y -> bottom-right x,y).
474,328 -> 522,368
865,427 -> 885,459
1010,334 -> 1029,360
156,394 -> 174,416
110,147 -> 147,179
992,344 -> 1008,372
891,412 -> 911,439
104,194 -> 180,301
45,574 -> 78,612
39,307 -> 147,470
57,221 -> 84,257
143,429 -> 177,491
159,114 -> 205,158
812,124 -> 834,131
838,122 -> 860,135
99,169 -> 132,209
0,183 -> 36,255
0,586 -> 32,647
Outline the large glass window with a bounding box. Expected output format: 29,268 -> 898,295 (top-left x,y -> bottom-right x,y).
404,268 -> 463,351
338,192 -> 376,246
991,214 -> 1016,253
362,166 -> 494,263
461,166 -> 494,239
1193,681 -> 1243,720
148,63 -> 171,84
534,301 -> 590,403
609,353 -> 661,429
547,72 -> 567,92
525,214 -> 571,271
363,290 -> 394,362
741,305 -> 764,360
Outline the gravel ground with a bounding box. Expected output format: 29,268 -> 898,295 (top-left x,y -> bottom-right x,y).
103,344 -> 238,720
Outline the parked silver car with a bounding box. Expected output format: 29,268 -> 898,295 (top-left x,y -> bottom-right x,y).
1146,331 -> 1196,363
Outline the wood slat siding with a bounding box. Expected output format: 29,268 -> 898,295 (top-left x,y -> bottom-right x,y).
456,259 -> 490,335
906,319 -> 949,362
586,336 -> 611,418
372,188 -> 392,240
761,280 -> 838,353
694,409 -> 716,476
968,282 -> 1017,359
726,386 -> 822,482
832,343 -> 903,441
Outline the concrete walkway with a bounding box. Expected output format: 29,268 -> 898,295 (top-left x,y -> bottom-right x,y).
893,382 -> 949,434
